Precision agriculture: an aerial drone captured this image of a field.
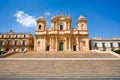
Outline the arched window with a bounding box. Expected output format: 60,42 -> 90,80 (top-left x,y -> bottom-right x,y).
22,40 -> 25,45
94,43 -> 97,48
8,35 -> 10,38
110,42 -> 113,47
15,35 -> 17,38
14,40 -> 17,46
39,25 -> 41,30
102,43 -> 106,51
0,41 -> 2,45
93,43 -> 98,49
24,35 -> 25,38
118,42 -> 120,48
22,48 -> 25,52
7,41 -> 10,45
102,43 -> 105,48
2,35 -> 3,38
60,25 -> 63,30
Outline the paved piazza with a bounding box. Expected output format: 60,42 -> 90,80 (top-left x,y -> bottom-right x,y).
0,78 -> 120,80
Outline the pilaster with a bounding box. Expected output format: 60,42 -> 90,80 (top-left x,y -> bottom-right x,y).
56,37 -> 58,51
69,37 -> 71,51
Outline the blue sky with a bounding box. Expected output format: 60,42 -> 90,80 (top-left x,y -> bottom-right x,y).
0,0 -> 120,38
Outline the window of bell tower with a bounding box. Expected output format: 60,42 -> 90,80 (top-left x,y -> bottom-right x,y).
60,25 -> 63,30
39,25 -> 41,30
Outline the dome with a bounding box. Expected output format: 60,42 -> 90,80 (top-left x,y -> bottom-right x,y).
77,15 -> 86,22
78,15 -> 86,20
37,16 -> 46,22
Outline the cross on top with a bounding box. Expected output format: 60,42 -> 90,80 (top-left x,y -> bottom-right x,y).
60,9 -> 62,15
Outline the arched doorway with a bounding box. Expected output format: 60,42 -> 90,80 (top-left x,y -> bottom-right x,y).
73,45 -> 76,51
59,42 -> 63,51
46,46 -> 50,51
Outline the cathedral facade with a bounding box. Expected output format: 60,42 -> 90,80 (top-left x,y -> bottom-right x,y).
34,14 -> 89,51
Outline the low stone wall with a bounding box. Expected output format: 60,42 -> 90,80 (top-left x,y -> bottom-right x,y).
0,52 -> 15,58
92,50 -> 120,58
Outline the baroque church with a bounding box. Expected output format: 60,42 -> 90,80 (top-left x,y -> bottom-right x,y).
1,14 -> 120,52
34,14 -> 89,51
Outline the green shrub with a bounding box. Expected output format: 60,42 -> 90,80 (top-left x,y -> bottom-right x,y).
0,51 -> 6,55
113,50 -> 120,54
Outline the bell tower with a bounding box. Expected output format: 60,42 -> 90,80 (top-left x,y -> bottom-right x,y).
77,15 -> 87,31
36,17 -> 46,31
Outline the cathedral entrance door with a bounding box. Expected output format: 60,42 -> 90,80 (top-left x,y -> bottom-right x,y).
73,45 -> 76,51
46,46 -> 49,51
59,42 -> 63,51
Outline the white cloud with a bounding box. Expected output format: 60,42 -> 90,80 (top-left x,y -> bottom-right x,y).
14,10 -> 36,27
44,12 -> 51,16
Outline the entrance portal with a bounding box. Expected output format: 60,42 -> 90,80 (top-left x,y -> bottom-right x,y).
46,46 -> 49,51
59,42 -> 63,51
73,45 -> 76,51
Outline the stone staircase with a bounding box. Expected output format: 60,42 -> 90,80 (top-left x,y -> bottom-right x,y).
6,51 -> 118,58
0,60 -> 120,77
26,51 -> 97,54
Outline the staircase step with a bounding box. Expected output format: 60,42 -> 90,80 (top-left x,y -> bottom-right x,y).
0,60 -> 120,77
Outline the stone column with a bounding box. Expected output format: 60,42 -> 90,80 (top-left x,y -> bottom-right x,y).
56,37 -> 57,51
64,38 -> 66,51
71,37 -> 73,51
51,37 -> 53,51
53,37 -> 55,50
34,39 -> 36,51
50,37 -> 52,51
78,37 -> 80,51
70,37 -> 72,51
69,37 -> 71,51
81,41 -> 83,52
56,22 -> 57,30
66,37 -> 68,51
68,22 -> 70,30
52,37 -> 53,50
66,22 -> 68,30
44,37 -> 46,51
76,37 -> 79,51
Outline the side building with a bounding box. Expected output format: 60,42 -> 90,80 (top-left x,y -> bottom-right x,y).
0,30 -> 34,52
90,37 -> 120,51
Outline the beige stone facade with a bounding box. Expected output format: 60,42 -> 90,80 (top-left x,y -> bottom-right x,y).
34,14 -> 89,51
0,30 -> 34,52
90,37 -> 120,51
